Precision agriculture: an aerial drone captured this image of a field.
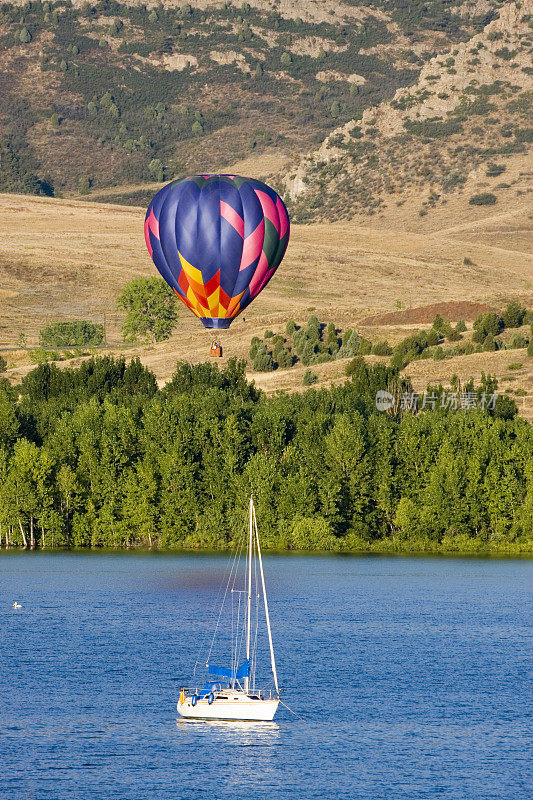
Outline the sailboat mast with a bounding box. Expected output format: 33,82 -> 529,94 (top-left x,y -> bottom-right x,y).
244,496 -> 253,693
252,504 -> 279,697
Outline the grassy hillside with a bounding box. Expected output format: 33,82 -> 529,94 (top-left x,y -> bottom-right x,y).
286,0 -> 532,222
0,0 -> 505,200
1,192 -> 531,417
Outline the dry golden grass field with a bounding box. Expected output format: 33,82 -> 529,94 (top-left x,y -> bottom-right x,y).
0,192 -> 532,416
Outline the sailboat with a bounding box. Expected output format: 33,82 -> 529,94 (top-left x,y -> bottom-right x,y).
177,497 -> 280,722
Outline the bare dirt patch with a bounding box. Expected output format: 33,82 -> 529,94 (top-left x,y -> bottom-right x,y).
362,301 -> 495,326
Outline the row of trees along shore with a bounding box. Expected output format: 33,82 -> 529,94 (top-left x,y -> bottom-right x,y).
0,356 -> 531,554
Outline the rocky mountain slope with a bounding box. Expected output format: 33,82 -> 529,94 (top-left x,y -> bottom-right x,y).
285,0 -> 532,222
0,0 -> 508,201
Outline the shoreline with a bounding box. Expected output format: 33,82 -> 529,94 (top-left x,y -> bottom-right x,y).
1,542 -> 531,558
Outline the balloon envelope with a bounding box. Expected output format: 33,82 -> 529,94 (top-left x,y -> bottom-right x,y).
144,175 -> 290,329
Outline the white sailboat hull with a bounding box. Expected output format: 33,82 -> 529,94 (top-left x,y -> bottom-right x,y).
178,694 -> 279,722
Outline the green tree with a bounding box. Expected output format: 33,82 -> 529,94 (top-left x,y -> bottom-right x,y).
473,312 -> 503,343
306,316 -> 320,342
119,463 -> 157,547
252,350 -> 275,371
117,278 -> 178,343
78,175 -> 91,194
57,464 -> 79,545
6,439 -> 54,548
285,320 -> 297,337
149,158 -> 164,182
447,328 -> 462,342
394,497 -> 420,538
493,395 -> 517,420
427,329 -> 440,346
302,369 -> 318,386
371,340 -> 392,356
339,330 -> 363,359
39,320 -> 103,348
432,314 -> 446,332
528,325 -> 533,357
289,516 -> 334,550
326,323 -> 339,355
483,334 -> 496,352
502,301 -> 526,329
300,340 -> 316,366
249,336 -> 262,360
273,343 -> 292,369
0,388 -> 19,447
323,412 -> 372,534
486,162 -> 505,177
469,193 -> 497,206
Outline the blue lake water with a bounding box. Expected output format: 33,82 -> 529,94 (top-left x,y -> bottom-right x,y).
0,553 -> 531,800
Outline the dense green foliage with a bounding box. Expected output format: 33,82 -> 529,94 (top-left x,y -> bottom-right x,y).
250,309 -> 531,377
250,317 -> 371,371
371,340 -> 393,356
0,355 -> 530,554
473,312 -> 502,342
39,320 -> 104,348
389,309 -> 531,368
502,301 -> 527,329
117,277 -> 177,342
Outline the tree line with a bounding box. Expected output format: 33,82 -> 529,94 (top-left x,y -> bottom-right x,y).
249,303 -> 532,376
0,356 -> 531,553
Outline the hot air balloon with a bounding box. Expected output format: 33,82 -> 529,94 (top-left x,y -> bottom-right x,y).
144,175 -> 290,330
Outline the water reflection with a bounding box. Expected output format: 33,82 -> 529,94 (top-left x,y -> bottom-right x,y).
175,717 -> 280,739
174,717 -> 282,791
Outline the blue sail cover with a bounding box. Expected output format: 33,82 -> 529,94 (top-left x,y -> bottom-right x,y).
208,659 -> 249,680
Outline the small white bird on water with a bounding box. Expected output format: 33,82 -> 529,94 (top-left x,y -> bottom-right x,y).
13,602 -> 21,609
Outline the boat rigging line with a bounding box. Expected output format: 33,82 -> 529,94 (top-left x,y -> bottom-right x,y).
278,699 -> 306,722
